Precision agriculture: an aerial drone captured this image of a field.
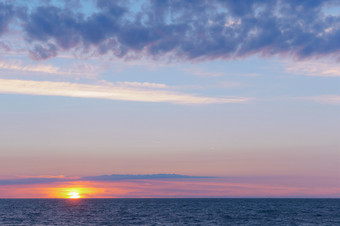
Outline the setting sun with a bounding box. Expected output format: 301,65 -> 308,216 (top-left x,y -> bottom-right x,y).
43,182 -> 109,198
68,192 -> 80,199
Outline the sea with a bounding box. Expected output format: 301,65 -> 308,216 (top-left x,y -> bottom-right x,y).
0,199 -> 339,225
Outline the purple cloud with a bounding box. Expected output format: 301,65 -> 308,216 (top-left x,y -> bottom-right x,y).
0,2 -> 14,36
29,43 -> 58,60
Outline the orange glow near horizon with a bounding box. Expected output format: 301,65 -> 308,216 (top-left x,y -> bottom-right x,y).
48,183 -> 107,199
0,179 -> 339,198
40,181 -> 132,198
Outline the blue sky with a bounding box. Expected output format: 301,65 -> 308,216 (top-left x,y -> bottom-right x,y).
0,0 -> 339,197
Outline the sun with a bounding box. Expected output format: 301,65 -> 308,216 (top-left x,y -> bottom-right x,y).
68,192 -> 81,199
50,184 -> 104,199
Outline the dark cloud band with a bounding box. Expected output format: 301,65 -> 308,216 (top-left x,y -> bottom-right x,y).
2,0 -> 340,60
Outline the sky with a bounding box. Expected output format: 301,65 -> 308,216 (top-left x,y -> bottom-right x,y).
0,0 -> 339,198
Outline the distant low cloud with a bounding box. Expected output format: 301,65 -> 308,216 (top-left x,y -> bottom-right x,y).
0,174 -> 213,185
82,174 -> 214,181
20,175 -> 72,179
1,0 -> 340,61
0,175 -> 79,185
0,177 -> 70,185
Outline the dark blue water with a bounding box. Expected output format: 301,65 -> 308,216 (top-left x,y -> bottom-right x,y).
0,199 -> 339,225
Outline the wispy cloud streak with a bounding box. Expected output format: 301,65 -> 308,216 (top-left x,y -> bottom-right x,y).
0,60 -> 100,78
295,95 -> 340,105
0,78 -> 250,104
285,60 -> 340,77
